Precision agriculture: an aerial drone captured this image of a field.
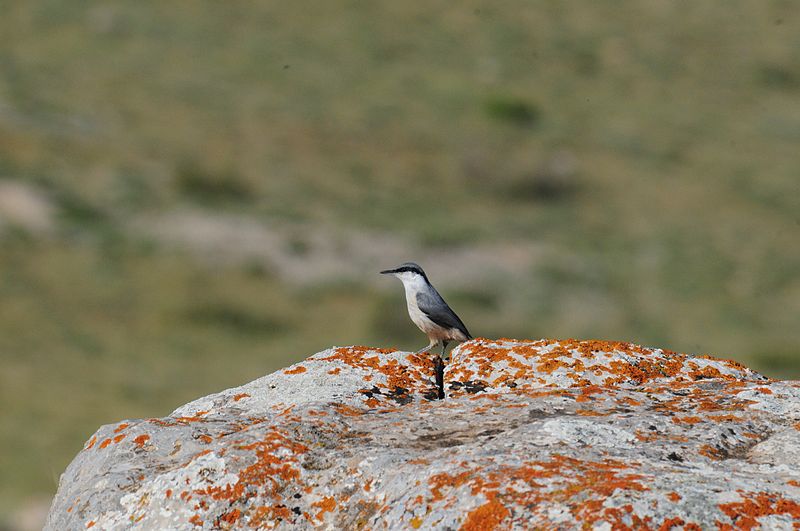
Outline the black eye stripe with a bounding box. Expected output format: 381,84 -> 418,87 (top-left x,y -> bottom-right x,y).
393,265 -> 428,282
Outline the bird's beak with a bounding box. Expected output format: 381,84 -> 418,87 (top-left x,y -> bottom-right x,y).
380,268 -> 396,275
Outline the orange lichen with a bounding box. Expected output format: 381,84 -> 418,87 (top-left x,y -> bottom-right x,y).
318,347 -> 435,404
364,397 -> 380,408
150,410 -> 211,428
328,367 -> 341,375
617,396 -> 644,407
708,414 -> 743,423
450,338 -> 756,401
427,455 -> 648,528
114,423 -> 129,433
469,393 -> 502,402
718,491 -> 800,530
112,434 -> 126,444
787,480 -> 800,488
86,522 -> 95,528
85,436 -> 97,450
658,517 -> 685,530
232,393 -> 250,401
686,363 -> 735,381
604,356 -> 685,386
133,434 -> 150,448
636,430 -> 661,442
667,492 -> 682,502
429,470 -> 474,502
461,491 -> 510,531
754,387 -> 773,395
313,496 -> 336,520
219,509 -> 241,524
672,416 -> 702,425
99,438 -> 112,449
575,409 -> 606,417
188,514 -> 203,526
165,489 -> 172,498
192,428 -> 308,512
575,385 -> 605,402
699,444 -> 724,460
710,356 -> 747,370
284,366 -> 307,375
249,504 -> 293,527
410,516 -> 424,528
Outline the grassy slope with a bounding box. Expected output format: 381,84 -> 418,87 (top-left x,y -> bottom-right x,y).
0,0 -> 798,511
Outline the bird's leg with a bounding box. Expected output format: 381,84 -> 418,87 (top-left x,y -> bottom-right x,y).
415,338 -> 437,354
440,340 -> 449,358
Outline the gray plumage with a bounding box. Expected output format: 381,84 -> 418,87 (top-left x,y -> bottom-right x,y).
416,290 -> 472,340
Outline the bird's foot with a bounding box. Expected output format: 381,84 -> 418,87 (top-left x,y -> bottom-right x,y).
415,340 -> 437,354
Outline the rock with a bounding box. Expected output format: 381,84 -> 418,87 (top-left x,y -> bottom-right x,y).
133,209 -> 543,287
0,180 -> 55,235
46,339 -> 800,530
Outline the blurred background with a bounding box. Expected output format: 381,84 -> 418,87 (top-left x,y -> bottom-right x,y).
1,1 -> 798,528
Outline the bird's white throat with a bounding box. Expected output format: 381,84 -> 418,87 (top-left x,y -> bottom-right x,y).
394,272 -> 428,299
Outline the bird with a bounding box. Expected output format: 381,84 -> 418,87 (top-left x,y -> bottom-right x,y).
380,262 -> 472,357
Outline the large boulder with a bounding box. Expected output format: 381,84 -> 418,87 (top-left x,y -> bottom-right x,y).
46,339 -> 800,530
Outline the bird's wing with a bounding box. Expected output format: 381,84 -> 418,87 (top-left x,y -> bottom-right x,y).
416,289 -> 472,339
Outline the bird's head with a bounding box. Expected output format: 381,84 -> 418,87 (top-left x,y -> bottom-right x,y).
380,262 -> 428,284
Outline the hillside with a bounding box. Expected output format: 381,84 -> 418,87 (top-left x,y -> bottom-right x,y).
0,0 -> 798,523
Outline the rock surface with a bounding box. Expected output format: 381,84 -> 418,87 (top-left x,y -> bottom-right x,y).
46,339 -> 800,530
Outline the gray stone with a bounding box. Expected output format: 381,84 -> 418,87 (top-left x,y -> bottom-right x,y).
46,339 -> 800,530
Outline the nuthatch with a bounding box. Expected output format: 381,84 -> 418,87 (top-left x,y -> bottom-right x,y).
380,262 -> 472,357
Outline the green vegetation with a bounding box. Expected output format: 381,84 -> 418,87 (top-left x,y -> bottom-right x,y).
1,0 -> 798,518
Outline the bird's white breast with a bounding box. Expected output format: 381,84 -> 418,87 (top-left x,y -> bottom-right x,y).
400,275 -> 446,336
